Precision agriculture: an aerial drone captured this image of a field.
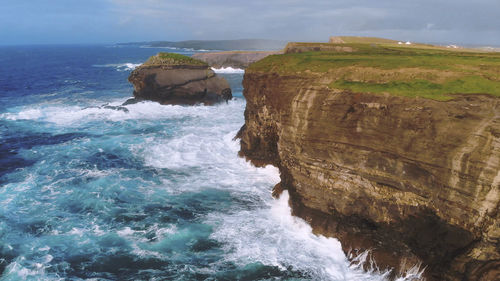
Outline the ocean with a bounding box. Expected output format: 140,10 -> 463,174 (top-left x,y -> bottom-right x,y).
0,45 -> 416,280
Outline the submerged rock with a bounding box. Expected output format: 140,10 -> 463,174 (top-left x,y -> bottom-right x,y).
121,98 -> 140,106
102,105 -> 129,113
128,53 -> 232,105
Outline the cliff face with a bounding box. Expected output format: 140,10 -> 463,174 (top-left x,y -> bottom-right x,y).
192,51 -> 281,69
128,53 -> 232,105
239,71 -> 500,280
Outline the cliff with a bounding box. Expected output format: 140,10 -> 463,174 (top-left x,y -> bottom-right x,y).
128,52 -> 232,105
192,51 -> 281,69
238,42 -> 500,280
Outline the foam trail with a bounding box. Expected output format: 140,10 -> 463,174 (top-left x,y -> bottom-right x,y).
211,67 -> 245,74
0,99 -> 235,126
92,63 -> 141,71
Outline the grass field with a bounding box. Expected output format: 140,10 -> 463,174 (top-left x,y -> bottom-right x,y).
330,36 -> 399,44
144,52 -> 208,66
248,43 -> 500,100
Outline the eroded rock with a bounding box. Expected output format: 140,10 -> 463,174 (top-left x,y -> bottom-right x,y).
238,70 -> 500,280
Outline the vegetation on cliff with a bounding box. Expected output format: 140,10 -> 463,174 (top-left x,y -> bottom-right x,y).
249,43 -> 500,100
329,36 -> 399,44
143,52 -> 208,66
240,56 -> 500,280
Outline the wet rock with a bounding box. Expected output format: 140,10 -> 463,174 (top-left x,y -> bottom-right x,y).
121,98 -> 140,106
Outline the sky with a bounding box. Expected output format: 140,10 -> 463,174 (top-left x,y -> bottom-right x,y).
1,0 -> 499,46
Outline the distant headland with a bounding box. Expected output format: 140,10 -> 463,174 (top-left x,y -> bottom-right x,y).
117,39 -> 287,51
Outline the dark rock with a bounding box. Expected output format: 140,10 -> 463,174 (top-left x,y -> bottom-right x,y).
122,98 -> 140,106
102,105 -> 129,113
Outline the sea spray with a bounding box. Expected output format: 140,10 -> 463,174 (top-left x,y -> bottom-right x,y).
0,45 -> 422,280
211,67 -> 245,74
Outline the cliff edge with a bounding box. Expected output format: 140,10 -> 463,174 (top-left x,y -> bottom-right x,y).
238,42 -> 500,280
128,53 -> 232,105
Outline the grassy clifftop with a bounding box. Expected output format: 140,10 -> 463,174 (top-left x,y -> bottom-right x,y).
143,52 -> 208,66
249,43 -> 500,100
329,36 -> 399,44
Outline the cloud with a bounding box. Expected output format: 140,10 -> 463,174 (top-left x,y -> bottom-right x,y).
1,0 -> 499,45
107,0 -> 500,44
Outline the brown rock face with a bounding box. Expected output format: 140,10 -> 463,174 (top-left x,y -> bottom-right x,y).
192,51 -> 281,69
128,65 -> 232,105
239,71 -> 500,280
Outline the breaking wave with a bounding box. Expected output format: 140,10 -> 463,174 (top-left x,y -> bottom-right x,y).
212,67 -> 245,74
0,46 -> 422,280
93,63 -> 142,71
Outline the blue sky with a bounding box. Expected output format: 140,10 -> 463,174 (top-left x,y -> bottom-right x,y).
1,0 -> 499,45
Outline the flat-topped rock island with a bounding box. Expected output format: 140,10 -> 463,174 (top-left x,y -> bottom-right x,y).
128,52 -> 232,105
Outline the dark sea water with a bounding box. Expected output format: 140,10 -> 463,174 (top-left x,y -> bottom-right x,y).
0,45 -> 418,280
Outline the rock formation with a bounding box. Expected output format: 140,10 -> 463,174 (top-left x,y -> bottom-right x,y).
128,53 -> 232,105
192,51 -> 281,69
238,42 -> 500,280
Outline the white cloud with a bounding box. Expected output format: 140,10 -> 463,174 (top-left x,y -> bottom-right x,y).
107,0 -> 500,44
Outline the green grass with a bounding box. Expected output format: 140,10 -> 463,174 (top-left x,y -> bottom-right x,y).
331,76 -> 500,101
248,43 -> 500,100
144,52 -> 208,66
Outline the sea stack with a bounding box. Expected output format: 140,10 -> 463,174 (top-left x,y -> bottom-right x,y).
238,39 -> 500,280
128,52 -> 232,105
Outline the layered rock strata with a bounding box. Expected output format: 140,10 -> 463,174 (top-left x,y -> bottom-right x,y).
192,51 -> 281,69
129,53 -> 232,105
238,71 -> 500,280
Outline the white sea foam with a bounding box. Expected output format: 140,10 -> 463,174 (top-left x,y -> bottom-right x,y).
92,63 -> 141,71
139,46 -> 212,52
0,99 -> 240,126
136,96 -> 421,280
211,67 -> 245,74
208,191 -> 398,281
1,73 -> 422,280
3,261 -> 49,280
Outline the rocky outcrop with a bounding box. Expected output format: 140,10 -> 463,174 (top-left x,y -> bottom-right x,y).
238,71 -> 500,280
128,53 -> 232,105
192,51 -> 281,69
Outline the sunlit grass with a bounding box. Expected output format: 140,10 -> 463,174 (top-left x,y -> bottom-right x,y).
248,43 -> 500,100
144,52 -> 208,66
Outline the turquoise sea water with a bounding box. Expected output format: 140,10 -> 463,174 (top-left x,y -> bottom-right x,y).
0,45 -> 418,280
